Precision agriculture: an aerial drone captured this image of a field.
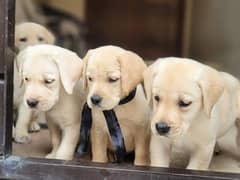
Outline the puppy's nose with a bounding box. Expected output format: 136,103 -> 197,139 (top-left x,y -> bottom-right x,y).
155,122 -> 170,135
27,99 -> 39,108
91,95 -> 102,105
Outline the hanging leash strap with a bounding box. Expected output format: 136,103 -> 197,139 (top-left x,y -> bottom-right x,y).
103,110 -> 126,162
76,88 -> 137,162
76,103 -> 92,156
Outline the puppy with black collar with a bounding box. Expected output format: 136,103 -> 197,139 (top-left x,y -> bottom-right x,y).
78,45 -> 150,165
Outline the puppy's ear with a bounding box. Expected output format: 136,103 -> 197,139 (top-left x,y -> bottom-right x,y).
16,49 -> 28,87
45,29 -> 55,44
117,51 -> 147,97
197,68 -> 224,117
81,50 -> 93,91
54,49 -> 83,94
143,63 -> 156,106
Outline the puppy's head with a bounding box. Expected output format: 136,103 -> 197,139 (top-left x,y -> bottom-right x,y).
144,58 -> 224,139
15,22 -> 55,51
17,44 -> 83,111
82,46 -> 147,110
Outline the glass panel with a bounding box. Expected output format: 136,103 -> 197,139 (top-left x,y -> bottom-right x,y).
10,0 -> 240,176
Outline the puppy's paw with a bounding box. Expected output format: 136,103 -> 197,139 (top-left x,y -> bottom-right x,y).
14,134 -> 31,144
46,152 -> 56,159
29,121 -> 41,132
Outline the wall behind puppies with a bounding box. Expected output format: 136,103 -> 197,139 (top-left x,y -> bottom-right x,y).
187,0 -> 240,78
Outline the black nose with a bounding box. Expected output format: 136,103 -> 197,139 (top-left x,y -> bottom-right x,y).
91,95 -> 102,105
155,122 -> 170,135
27,99 -> 39,108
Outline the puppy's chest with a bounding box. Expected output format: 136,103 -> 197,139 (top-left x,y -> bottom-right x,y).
92,105 -> 145,132
46,102 -> 81,127
169,136 -> 191,167
91,107 -> 140,151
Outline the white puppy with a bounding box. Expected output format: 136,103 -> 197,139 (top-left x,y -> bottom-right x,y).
144,57 -> 240,170
81,46 -> 150,165
14,22 -> 55,143
17,44 -> 84,160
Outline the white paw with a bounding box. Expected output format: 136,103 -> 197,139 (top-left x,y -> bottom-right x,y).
14,133 -> 31,144
29,122 -> 41,132
46,152 -> 56,159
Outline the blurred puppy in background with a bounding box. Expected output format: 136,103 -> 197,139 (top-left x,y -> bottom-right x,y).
17,44 -> 84,160
82,46 -> 150,165
144,57 -> 240,170
14,22 -> 55,143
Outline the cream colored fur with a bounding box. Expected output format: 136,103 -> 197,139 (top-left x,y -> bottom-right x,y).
82,45 -> 150,165
144,57 -> 240,170
16,44 -> 84,160
14,22 -> 55,143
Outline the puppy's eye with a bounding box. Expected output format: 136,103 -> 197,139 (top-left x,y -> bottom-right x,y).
38,37 -> 44,42
44,79 -> 55,84
178,100 -> 192,108
88,77 -> 93,81
108,77 -> 119,83
19,37 -> 27,42
24,77 -> 29,81
154,95 -> 160,102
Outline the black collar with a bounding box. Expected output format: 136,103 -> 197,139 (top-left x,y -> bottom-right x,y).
119,88 -> 137,105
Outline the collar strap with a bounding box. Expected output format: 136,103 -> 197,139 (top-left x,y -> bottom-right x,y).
76,104 -> 126,162
119,88 -> 137,105
76,103 -> 92,156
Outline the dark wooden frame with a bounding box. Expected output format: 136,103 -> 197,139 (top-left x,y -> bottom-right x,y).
0,0 -> 240,179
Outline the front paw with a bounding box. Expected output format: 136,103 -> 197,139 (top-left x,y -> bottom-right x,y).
46,152 -> 56,159
29,121 -> 41,132
14,133 -> 31,144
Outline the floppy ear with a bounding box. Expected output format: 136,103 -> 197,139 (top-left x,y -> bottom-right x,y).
81,50 -> 93,91
45,29 -> 55,44
117,51 -> 147,97
197,68 -> 224,117
143,63 -> 157,106
16,48 -> 28,87
53,49 -> 83,94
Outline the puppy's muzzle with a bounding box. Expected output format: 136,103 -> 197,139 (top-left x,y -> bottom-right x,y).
155,122 -> 170,135
91,95 -> 102,105
26,98 -> 39,108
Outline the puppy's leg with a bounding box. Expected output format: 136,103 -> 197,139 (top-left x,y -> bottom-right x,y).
91,128 -> 108,163
15,102 -> 32,143
29,121 -> 41,132
55,123 -> 80,160
187,142 -> 215,170
150,135 -> 171,167
134,129 -> 150,166
46,120 -> 61,159
29,112 -> 41,132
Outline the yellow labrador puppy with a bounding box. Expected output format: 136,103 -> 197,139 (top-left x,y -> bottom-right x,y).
15,22 -> 55,51
82,45 -> 150,165
144,57 -> 240,170
14,22 -> 55,143
17,44 -> 84,160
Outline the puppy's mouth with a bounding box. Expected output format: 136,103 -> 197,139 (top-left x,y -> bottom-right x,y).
87,96 -> 119,110
25,99 -> 54,112
88,102 -> 113,111
26,98 -> 39,109
152,122 -> 182,139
